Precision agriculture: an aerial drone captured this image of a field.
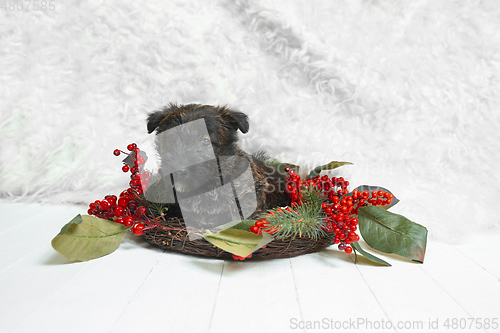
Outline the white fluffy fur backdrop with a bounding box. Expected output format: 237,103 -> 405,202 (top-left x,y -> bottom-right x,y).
1,0 -> 499,242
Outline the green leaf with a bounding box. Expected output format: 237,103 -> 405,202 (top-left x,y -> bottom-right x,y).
51,215 -> 129,262
253,152 -> 300,174
343,185 -> 399,209
274,163 -> 300,174
222,219 -> 256,231
358,206 -> 428,263
351,241 -> 391,266
204,229 -> 273,257
306,161 -> 352,179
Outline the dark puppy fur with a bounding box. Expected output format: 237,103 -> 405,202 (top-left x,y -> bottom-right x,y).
146,103 -> 290,230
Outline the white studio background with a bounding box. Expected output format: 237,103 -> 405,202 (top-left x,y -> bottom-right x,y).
1,0 -> 499,243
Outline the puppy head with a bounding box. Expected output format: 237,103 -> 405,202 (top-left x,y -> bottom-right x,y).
147,104 -> 249,192
147,103 -> 249,155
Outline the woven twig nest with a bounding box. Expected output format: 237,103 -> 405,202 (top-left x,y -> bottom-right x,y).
141,216 -> 336,260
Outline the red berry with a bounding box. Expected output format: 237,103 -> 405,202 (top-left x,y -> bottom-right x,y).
136,206 -> 147,216
127,200 -> 138,212
345,246 -> 353,254
122,165 -> 130,173
127,144 -> 135,151
105,194 -> 117,203
118,197 -> 129,207
132,223 -> 145,235
113,149 -> 121,156
114,206 -> 125,217
99,200 -> 110,211
123,216 -> 134,227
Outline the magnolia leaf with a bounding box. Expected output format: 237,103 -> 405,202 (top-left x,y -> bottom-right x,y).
351,241 -> 391,266
204,229 -> 273,257
253,152 -> 300,174
51,215 -> 129,262
306,161 -> 352,179
218,219 -> 256,231
274,163 -> 300,174
358,206 -> 428,263
343,185 -> 399,209
265,161 -> 300,174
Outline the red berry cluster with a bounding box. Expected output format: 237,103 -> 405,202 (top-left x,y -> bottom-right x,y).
232,253 -> 252,260
285,168 -> 349,207
88,143 -> 154,236
114,143 -> 150,194
249,210 -> 284,236
283,167 -> 393,255
232,210 -> 290,260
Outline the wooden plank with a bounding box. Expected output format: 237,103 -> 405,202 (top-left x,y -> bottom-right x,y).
451,233 -> 500,279
289,248 -> 394,333
343,241 -> 476,332
419,241 -> 500,320
209,258 -> 302,333
5,234 -> 166,333
110,252 -> 224,333
0,201 -> 57,233
0,203 -> 86,272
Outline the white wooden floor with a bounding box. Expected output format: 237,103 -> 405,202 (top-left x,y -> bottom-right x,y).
1,200 -> 499,333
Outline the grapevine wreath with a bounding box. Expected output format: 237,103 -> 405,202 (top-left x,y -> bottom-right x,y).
52,143 -> 428,266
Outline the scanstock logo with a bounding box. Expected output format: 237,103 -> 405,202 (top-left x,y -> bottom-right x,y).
143,118 -> 257,240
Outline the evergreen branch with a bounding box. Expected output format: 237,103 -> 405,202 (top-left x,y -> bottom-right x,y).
258,201 -> 328,241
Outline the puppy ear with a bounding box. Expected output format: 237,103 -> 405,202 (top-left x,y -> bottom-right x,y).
146,104 -> 177,134
147,111 -> 165,134
221,107 -> 249,134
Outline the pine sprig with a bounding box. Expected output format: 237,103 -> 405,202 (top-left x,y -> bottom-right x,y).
298,183 -> 327,211
259,202 -> 328,241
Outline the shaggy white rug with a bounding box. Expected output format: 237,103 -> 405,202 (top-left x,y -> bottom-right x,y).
1,0 -> 499,242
